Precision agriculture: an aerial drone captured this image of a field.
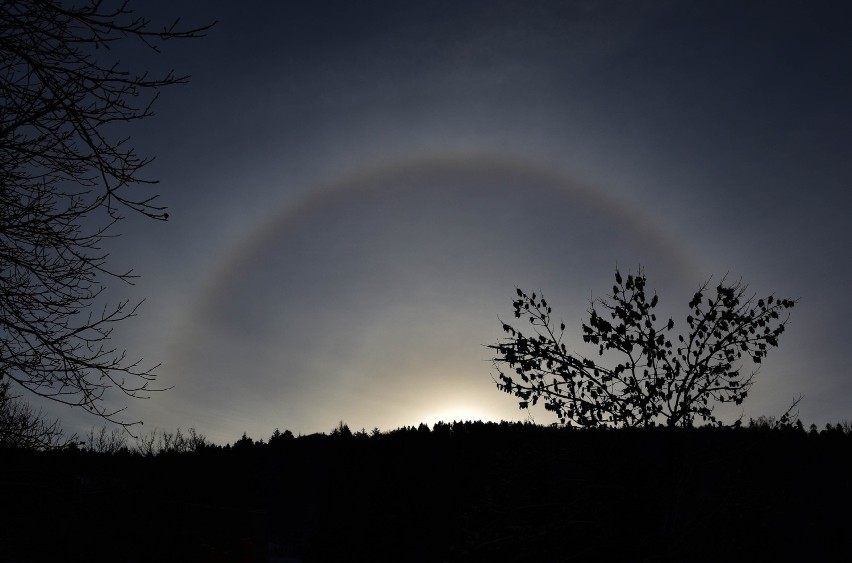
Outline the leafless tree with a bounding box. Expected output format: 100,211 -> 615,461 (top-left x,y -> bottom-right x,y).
490,268 -> 796,428
0,1 -> 212,432
83,424 -> 128,454
85,424 -> 210,455
133,426 -> 208,455
0,379 -> 75,449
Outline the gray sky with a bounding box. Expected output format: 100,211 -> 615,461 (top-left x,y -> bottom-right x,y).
37,0 -> 852,444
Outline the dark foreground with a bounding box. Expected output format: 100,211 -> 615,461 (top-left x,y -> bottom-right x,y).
3,422 -> 851,562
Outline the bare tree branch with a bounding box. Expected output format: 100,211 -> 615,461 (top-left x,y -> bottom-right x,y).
0,0 -> 213,434
0,379 -> 76,449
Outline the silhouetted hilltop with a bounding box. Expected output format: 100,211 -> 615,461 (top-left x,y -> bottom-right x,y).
3,422 -> 851,562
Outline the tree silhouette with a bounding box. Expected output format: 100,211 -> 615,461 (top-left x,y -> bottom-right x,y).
0,1 -> 212,430
0,379 -> 73,449
490,268 -> 795,427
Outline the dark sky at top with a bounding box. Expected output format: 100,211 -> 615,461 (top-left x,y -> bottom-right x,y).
37,0 -> 852,443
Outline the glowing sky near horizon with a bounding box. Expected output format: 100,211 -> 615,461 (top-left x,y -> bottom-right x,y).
31,0 -> 852,445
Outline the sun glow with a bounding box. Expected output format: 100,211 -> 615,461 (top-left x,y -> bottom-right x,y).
419,402 -> 502,427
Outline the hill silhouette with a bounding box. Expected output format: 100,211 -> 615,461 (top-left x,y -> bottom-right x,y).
3,421 -> 851,561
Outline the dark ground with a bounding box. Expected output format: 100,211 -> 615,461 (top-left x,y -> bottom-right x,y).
2,422 -> 850,562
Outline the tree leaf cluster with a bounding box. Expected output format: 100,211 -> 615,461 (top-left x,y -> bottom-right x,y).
490,268 -> 795,427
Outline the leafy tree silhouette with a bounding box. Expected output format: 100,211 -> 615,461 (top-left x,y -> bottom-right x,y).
269,427 -> 294,448
232,432 -> 254,451
489,268 -> 796,427
0,1 -> 212,431
330,420 -> 353,438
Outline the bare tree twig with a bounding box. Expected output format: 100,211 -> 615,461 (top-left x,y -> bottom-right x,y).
0,0 -> 214,433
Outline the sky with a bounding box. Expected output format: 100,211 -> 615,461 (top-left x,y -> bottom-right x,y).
31,0 -> 852,444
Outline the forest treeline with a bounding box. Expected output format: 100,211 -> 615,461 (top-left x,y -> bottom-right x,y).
3,420 -> 852,562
